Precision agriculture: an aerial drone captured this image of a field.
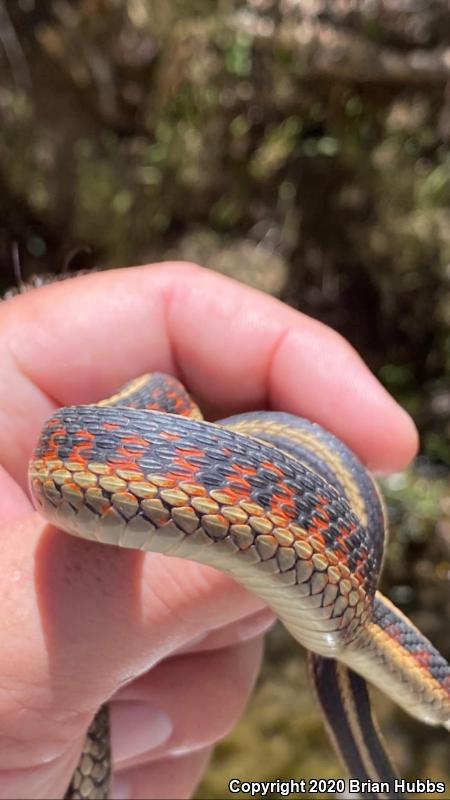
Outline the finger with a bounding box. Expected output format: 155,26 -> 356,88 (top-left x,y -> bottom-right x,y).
173,607 -> 276,655
0,466 -> 31,519
0,745 -> 83,800
111,748 -> 212,800
110,638 -> 263,769
0,514 -> 265,798
1,263 -> 416,489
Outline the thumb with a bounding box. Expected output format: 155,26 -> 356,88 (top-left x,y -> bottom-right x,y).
0,512 -> 264,799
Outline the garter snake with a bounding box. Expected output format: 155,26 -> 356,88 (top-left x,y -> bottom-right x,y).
29,372 -> 450,800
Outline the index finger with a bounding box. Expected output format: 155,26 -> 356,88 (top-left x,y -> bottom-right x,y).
0,261 -> 418,488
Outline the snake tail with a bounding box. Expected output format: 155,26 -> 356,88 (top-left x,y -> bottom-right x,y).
343,593 -> 450,730
308,654 -> 402,800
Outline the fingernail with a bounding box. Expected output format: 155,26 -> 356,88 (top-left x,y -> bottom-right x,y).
111,702 -> 173,762
111,774 -> 131,800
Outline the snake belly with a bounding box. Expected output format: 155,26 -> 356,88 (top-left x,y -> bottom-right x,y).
28,373 -> 450,800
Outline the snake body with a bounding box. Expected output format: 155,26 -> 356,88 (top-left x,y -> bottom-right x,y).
28,373 -> 450,799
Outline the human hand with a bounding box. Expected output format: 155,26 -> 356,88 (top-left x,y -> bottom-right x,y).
0,262 -> 418,799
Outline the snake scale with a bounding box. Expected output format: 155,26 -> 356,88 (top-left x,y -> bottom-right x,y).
28,372 -> 450,800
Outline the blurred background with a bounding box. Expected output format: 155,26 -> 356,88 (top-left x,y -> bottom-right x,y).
0,1 -> 449,798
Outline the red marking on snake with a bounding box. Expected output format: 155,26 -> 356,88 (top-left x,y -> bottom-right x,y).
116,447 -> 141,461
309,532 -> 326,550
171,455 -> 200,480
174,397 -> 188,411
414,651 -> 432,668
261,461 -> 284,478
107,457 -> 144,474
227,465 -> 254,496
68,430 -> 96,466
386,623 -> 402,639
160,431 -> 181,441
307,498 -> 331,533
103,422 -> 120,431
270,480 -> 297,522
234,464 -> 258,476
176,446 -> 205,459
332,520 -> 357,555
45,425 -> 67,459
311,516 -> 329,532
315,501 -> 330,521
115,436 -> 148,461
60,481 -> 84,500
226,481 -> 252,499
122,435 -> 149,448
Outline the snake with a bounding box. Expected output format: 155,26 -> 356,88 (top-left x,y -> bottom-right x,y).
28,372 -> 450,800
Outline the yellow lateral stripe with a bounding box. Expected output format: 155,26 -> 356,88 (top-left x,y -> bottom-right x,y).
97,374 -> 151,406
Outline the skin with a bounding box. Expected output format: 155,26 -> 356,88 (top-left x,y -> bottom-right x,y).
0,262 -> 418,800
